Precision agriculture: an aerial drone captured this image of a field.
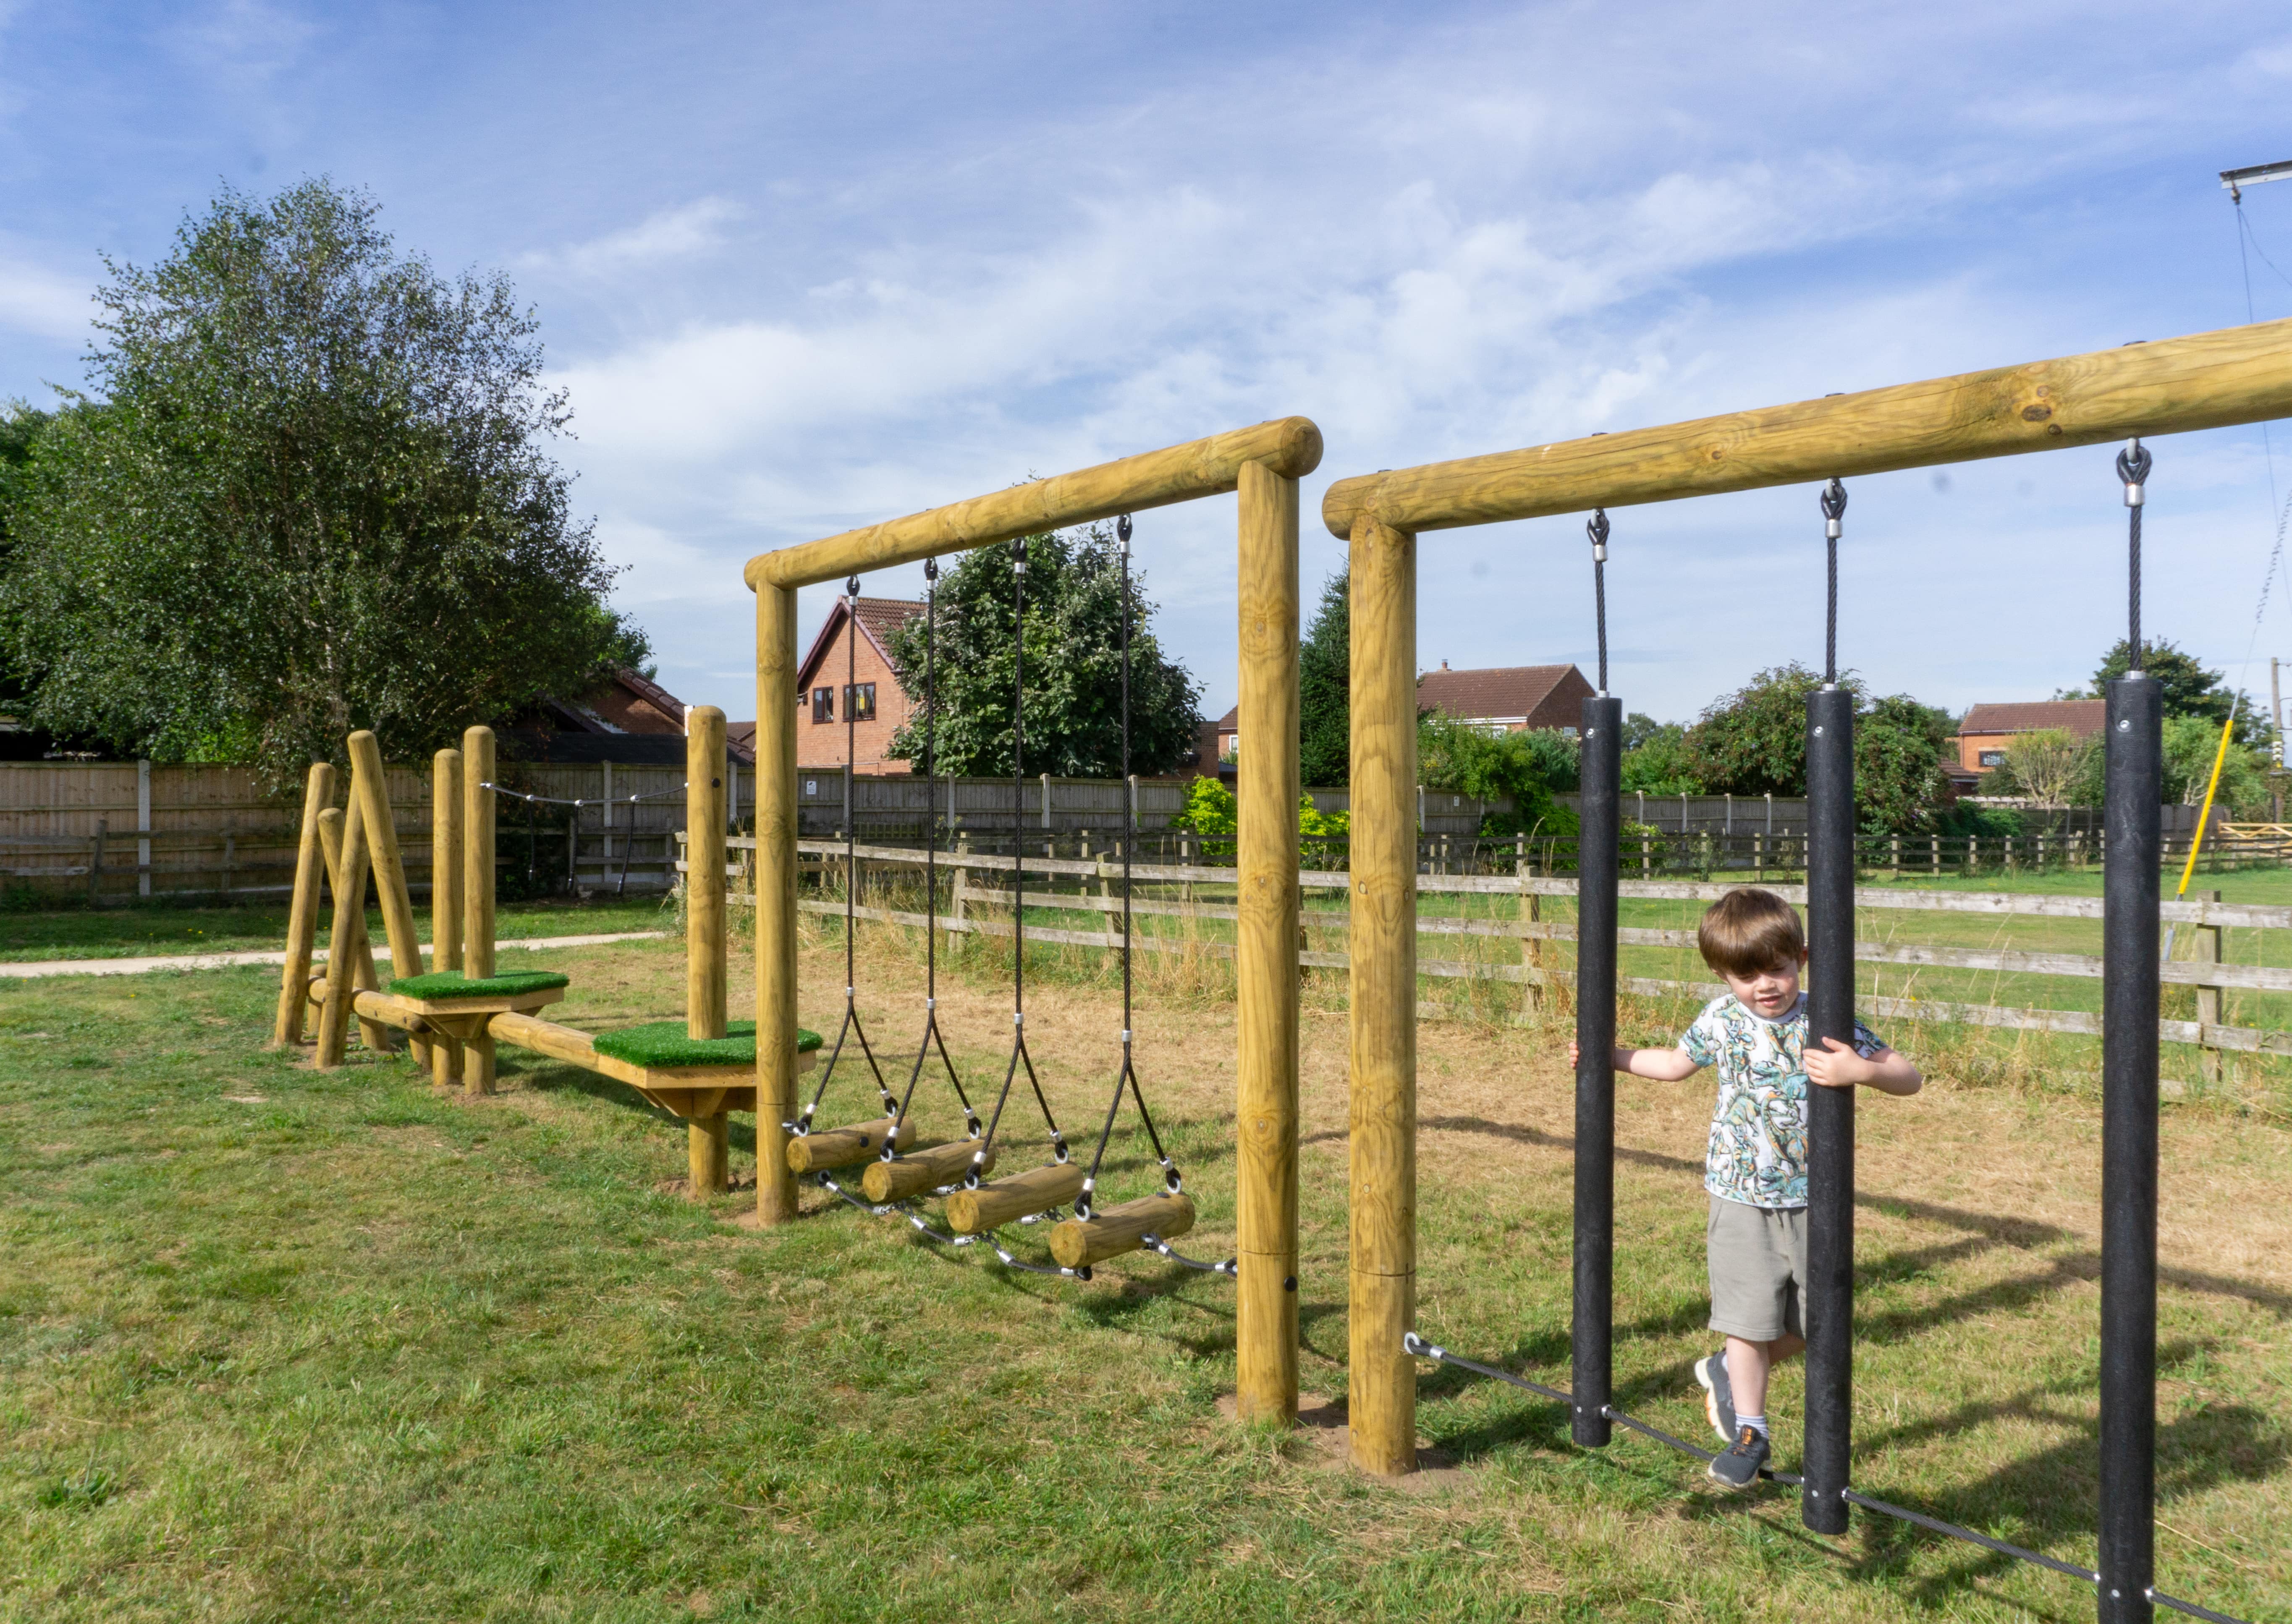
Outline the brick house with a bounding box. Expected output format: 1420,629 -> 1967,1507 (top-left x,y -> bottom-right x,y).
791,596 -> 925,773
504,667 -> 751,764
1954,699 -> 2107,776
1416,661 -> 1597,733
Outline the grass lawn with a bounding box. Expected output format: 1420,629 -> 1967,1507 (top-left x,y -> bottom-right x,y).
0,915 -> 2285,1621
0,897 -> 675,964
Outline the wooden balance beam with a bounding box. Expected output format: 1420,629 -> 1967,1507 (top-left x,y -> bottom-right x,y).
487,1008 -> 816,1118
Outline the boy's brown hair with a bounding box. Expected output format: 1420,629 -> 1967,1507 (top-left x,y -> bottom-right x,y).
1697,887 -> 1805,977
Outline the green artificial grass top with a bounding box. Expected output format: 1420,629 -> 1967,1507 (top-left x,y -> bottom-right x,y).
390,969 -> 571,1000
591,1019 -> 824,1071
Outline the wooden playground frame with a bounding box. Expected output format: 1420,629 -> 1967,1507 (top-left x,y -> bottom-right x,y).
745,416 -> 1322,1423
1320,317 -> 2292,1624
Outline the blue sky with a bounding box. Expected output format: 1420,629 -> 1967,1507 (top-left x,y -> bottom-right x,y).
7,2 -> 2292,730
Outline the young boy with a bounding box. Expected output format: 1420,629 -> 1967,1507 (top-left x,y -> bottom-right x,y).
1574,886 -> 1921,1489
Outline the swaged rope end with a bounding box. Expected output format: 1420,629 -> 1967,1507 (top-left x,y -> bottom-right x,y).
2119,438 -> 2151,674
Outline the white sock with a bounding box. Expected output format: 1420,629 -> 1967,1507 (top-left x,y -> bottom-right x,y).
1737,1413 -> 1769,1438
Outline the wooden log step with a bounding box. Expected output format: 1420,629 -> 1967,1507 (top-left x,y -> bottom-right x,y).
945,1162 -> 1086,1235
786,1114 -> 917,1173
860,1138 -> 996,1203
1049,1192 -> 1195,1270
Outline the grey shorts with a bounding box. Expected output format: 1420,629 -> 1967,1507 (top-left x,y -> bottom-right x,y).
1707,1197 -> 1807,1342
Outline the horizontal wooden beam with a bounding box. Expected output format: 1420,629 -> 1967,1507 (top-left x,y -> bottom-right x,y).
1321,316 -> 2292,538
747,418 -> 1322,590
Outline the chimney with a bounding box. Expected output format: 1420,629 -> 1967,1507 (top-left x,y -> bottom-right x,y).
1440,660 -> 1450,671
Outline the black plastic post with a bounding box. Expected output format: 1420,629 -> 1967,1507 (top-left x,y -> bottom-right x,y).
1571,693 -> 1621,1447
1802,683 -> 1856,1535
2099,673 -> 2159,1624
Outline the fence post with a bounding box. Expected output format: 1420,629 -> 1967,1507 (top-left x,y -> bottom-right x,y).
136,758 -> 152,899
1889,834 -> 1900,879
2195,888 -> 2223,1093
87,819 -> 105,904
1041,772 -> 1052,830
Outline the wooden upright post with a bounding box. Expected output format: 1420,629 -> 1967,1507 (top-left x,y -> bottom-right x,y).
1347,513 -> 1418,1476
432,750 -> 464,972
348,732 -> 427,1071
1234,458 -> 1301,1424
461,725 -> 497,1095
430,748 -> 464,1085
687,706 -> 731,1196
315,799 -> 372,1071
753,586 -> 801,1224
272,762 -> 335,1047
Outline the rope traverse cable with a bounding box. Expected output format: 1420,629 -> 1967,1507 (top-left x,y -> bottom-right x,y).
1587,509 -> 1610,696
968,535 -> 1070,1188
889,558 -> 982,1149
1821,477 -> 1848,686
1399,1334 -> 2251,1621
2121,439 -> 2152,671
1077,515 -> 1182,1220
793,577 -> 895,1135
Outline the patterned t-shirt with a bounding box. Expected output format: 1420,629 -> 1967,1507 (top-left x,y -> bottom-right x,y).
1679,993 -> 1884,1210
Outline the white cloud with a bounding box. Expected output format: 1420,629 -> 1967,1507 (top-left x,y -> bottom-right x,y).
528,199 -> 744,280
0,258 -> 91,340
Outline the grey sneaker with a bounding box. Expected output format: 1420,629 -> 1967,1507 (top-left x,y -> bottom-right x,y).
1693,1351 -> 1736,1444
1708,1425 -> 1770,1490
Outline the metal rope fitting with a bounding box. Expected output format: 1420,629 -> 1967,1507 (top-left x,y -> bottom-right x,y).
2118,438 -> 2150,506
1586,507 -> 1609,562
846,573 -> 860,599
924,556 -> 938,581
1821,476 -> 1848,536
1117,513 -> 1132,553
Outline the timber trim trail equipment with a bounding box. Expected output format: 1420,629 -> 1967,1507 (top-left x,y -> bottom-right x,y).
1318,321 -> 2286,1624
747,419 -> 1318,1425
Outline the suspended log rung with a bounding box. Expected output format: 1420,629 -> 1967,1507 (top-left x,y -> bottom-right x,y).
946,1162 -> 1086,1235
860,1138 -> 996,1204
1049,1192 -> 1196,1270
786,1114 -> 916,1173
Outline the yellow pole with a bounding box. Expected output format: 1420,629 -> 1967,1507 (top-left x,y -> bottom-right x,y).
2174,707 -> 2240,899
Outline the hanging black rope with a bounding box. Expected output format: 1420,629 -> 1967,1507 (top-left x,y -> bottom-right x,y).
793,577 -> 893,1135
889,556 -> 982,1149
2120,439 -> 2152,671
1077,514 -> 1179,1221
971,533 -> 1069,1186
1821,477 -> 1848,686
1587,509 -> 1610,695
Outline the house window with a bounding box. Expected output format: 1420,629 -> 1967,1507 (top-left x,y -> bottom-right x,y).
812,687 -> 833,723
1978,750 -> 2006,768
844,682 -> 876,722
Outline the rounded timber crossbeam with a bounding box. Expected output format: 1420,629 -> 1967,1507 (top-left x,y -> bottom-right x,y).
1320,315 -> 2292,538
945,1162 -> 1087,1235
786,1115 -> 917,1174
747,418 -> 1323,591
1049,1192 -> 1195,1271
860,1138 -> 997,1204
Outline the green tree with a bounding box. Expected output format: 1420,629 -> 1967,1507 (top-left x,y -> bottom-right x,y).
1297,566 -> 1349,786
1417,712 -> 1564,833
1620,713 -> 1699,794
880,523 -> 1201,778
0,401 -> 54,712
1683,664 -> 1951,833
2067,638 -> 2263,747
2,180 -> 635,782
2161,714 -> 2271,815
